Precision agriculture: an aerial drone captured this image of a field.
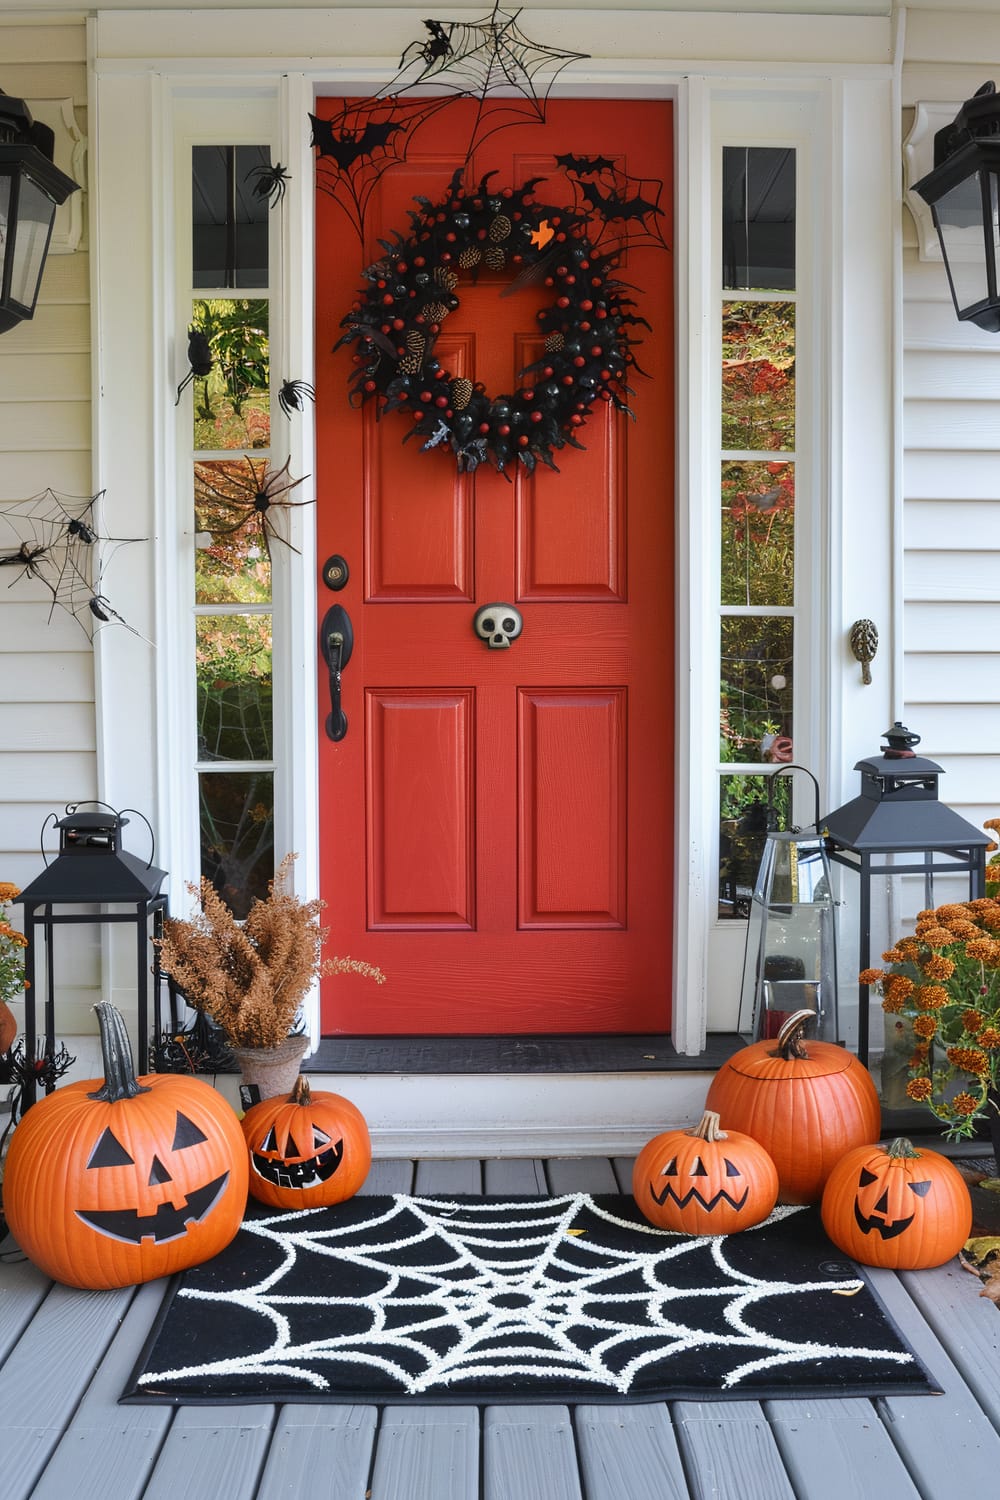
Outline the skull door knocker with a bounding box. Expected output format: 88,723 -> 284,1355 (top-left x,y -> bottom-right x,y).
473,603 -> 523,650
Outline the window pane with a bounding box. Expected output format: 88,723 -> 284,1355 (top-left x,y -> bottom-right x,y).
720,615 -> 793,762
191,298 -> 270,451
721,460 -> 794,607
199,770 -> 274,919
193,145 -> 270,288
719,772 -> 791,919
722,146 -> 795,292
722,301 -> 795,451
196,614 -> 273,762
194,458 -> 273,603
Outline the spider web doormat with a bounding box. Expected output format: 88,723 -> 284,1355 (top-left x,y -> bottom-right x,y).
123,1194 -> 938,1405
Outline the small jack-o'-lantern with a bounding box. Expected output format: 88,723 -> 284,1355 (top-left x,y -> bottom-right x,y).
632,1110 -> 780,1235
3,1003 -> 248,1289
241,1076 -> 371,1208
821,1137 -> 972,1269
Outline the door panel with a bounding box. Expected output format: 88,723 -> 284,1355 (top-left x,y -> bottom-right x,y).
315,98 -> 674,1034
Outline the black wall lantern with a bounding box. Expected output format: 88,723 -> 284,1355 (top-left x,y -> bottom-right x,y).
0,90 -> 80,334
821,723 -> 989,1074
14,804 -> 168,1106
912,81 -> 1000,333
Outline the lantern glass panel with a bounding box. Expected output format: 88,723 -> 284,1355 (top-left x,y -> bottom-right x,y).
738,832 -> 838,1041
8,171 -> 54,309
933,173 -> 997,313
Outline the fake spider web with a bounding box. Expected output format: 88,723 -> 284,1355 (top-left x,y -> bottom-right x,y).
132,1194 -> 921,1400
0,489 -> 146,640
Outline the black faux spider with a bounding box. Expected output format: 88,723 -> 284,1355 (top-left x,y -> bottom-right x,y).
277,378 -> 316,418
0,540 -> 52,585
194,455 -> 312,561
399,18 -> 454,68
246,161 -> 291,207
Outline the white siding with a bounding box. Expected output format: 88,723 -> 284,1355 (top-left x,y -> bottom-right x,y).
901,8 -> 1000,848
0,19 -> 97,1036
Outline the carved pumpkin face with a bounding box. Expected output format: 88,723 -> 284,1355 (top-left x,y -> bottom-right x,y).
240,1078 -> 371,1208
821,1138 -> 973,1270
3,1005 -> 249,1290
632,1112 -> 779,1235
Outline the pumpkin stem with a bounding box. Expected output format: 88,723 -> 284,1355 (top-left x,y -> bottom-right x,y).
886,1137 -> 922,1160
88,1001 -> 151,1102
687,1110 -> 728,1143
289,1076 -> 311,1106
774,1008 -> 817,1060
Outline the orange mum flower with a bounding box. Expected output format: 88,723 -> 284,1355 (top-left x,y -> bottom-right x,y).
914,985 -> 949,1011
963,1009 -> 986,1033
912,1015 -> 939,1039
922,953 -> 956,980
915,925 -> 958,948
0,882 -> 20,904
966,938 -> 1000,964
884,974 -> 915,1003
946,1046 -> 990,1076
905,1077 -> 933,1102
952,1091 -> 981,1117
859,968 -> 885,986
979,1028 -> 1000,1049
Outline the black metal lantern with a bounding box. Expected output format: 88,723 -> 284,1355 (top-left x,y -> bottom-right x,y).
0,91 -> 80,334
14,803 -> 168,1105
821,723 -> 989,1074
912,81 -> 1000,333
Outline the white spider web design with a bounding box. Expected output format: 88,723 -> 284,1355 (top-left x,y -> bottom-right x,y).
132,1194 -> 925,1402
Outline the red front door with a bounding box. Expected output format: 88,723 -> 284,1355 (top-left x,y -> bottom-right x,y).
315,98 -> 674,1034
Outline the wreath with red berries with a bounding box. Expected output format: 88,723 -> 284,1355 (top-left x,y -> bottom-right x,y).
336,170 -> 644,474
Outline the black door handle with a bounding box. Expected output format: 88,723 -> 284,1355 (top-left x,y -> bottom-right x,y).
320,603 -> 353,741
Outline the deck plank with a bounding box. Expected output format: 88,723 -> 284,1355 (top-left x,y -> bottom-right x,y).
27,1279 -> 175,1500
673,1400 -> 797,1500
0,1280 -> 136,1500
575,1403 -> 689,1500
898,1260 -> 1000,1432
867,1265 -> 1000,1492
545,1157 -> 620,1194
256,1405 -> 377,1500
140,1404 -> 274,1500
0,1243 -> 51,1357
360,1157 -> 415,1195
414,1158 -> 484,1194
483,1157 -> 547,1195
764,1398 -> 922,1499
484,1405 -> 582,1500
371,1407 -> 480,1500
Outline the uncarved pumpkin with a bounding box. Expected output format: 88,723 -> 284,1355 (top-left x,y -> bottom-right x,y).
632,1109 -> 779,1234
705,1009 -> 881,1204
3,1002 -> 248,1289
821,1136 -> 972,1270
241,1076 -> 371,1208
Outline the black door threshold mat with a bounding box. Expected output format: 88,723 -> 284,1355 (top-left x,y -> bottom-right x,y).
305,1033 -> 743,1075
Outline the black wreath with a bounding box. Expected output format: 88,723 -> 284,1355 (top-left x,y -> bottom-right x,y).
335,170 -> 646,474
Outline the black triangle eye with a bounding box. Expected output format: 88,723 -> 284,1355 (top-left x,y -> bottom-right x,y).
313,1126 -> 331,1150
172,1112 -> 208,1150
909,1179 -> 932,1197
87,1127 -> 134,1168
261,1126 -> 279,1152
859,1167 -> 878,1186
285,1131 -> 301,1158
690,1156 -> 707,1176
724,1158 -> 741,1177
661,1157 -> 678,1176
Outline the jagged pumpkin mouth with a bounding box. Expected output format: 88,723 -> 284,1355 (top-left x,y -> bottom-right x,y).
252,1140 -> 344,1191
76,1172 -> 231,1244
649,1183 -> 749,1213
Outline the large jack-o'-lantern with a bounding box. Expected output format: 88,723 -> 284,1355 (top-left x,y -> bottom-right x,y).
821,1137 -> 972,1269
3,1003 -> 248,1289
633,1110 -> 779,1234
240,1076 -> 371,1208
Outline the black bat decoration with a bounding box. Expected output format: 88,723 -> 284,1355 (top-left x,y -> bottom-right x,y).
309,114 -> 405,172
579,177 -> 663,225
555,152 -> 618,177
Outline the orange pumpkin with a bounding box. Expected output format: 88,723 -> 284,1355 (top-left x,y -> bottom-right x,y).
241,1076 -> 371,1208
632,1109 -> 779,1234
821,1136 -> 972,1269
3,1002 -> 248,1289
705,1009 -> 880,1204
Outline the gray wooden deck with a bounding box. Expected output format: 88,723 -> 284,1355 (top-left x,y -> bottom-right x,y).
3,1153 -> 1000,1500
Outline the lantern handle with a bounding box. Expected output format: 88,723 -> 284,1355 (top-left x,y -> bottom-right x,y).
766,764 -> 821,833
118,807 -> 158,871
